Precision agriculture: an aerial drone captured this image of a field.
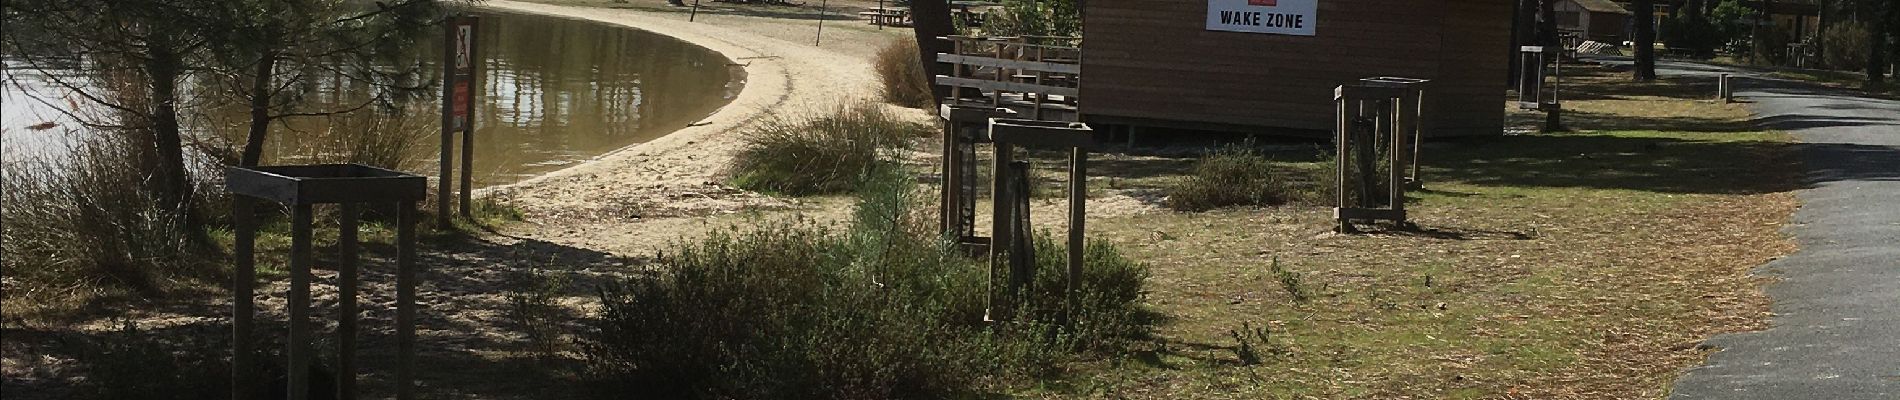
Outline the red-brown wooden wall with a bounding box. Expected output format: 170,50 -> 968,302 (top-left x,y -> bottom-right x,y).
1080,0 -> 1513,136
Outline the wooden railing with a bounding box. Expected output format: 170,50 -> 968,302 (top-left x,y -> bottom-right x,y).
935,35 -> 1082,121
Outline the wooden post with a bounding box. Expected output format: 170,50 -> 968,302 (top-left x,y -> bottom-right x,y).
395,203 -> 419,400
941,119 -> 957,236
1007,161 -> 1034,296
1388,99 -> 1406,221
336,203 -> 360,400
1334,93 -> 1351,233
286,205 -> 314,400
231,198 -> 256,398
438,19 -> 457,228
987,140 -> 1013,321
1065,149 -> 1086,326
1719,73 -> 1734,102
459,16 -> 481,219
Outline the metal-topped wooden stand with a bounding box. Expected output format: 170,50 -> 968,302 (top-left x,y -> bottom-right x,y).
985,119 -> 1093,324
227,164 -> 427,400
1333,83 -> 1418,233
1517,45 -> 1562,132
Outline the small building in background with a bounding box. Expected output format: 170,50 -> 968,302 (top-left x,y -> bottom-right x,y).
1556,0 -> 1632,43
1079,0 -> 1514,138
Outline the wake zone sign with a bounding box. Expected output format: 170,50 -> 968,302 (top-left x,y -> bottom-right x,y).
1206,0 -> 1317,36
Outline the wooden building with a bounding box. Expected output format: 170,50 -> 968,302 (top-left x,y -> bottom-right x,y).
1556,0 -> 1632,42
1080,0 -> 1514,137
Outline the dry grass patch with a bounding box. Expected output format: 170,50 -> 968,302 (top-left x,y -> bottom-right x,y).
1508,63 -> 1755,132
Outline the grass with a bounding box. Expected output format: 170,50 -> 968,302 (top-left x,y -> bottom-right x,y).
1163,144 -> 1327,212
1,134 -> 226,320
580,169 -> 1151,399
727,102 -> 933,196
873,38 -> 934,108
980,62 -> 1799,398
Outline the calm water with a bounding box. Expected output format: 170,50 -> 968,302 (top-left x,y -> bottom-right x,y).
1,11 -> 741,187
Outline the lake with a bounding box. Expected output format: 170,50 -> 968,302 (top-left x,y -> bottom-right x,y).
1,10 -> 742,187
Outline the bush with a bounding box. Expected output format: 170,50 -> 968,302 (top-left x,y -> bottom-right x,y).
873,39 -> 935,108
981,0 -> 1080,37
1164,145 -> 1321,212
727,103 -> 930,196
1821,21 -> 1873,71
581,170 -> 1150,399
1663,14 -> 1724,57
2,133 -> 222,313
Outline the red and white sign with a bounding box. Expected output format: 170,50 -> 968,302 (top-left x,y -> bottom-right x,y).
1207,0 -> 1317,36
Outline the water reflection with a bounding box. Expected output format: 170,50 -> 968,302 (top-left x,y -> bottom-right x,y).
4,11 -> 741,187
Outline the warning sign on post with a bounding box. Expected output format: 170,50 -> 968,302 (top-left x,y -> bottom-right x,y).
1206,0 -> 1317,36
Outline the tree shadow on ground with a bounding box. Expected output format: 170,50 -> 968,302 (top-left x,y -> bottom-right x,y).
1425,134 -> 1823,195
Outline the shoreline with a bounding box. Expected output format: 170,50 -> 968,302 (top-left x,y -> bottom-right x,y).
471,0 -> 893,254
477,0 -> 886,223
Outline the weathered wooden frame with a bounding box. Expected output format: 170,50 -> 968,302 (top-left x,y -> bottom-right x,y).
228,164 -> 427,400
1357,77 -> 1429,187
938,104 -> 1017,253
1333,84 -> 1415,232
984,119 -> 1093,324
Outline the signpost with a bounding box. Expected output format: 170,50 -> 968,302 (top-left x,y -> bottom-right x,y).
440,15 -> 481,226
1205,0 -> 1318,36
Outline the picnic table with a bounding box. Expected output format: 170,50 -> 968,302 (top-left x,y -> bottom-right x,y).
859,7 -> 910,27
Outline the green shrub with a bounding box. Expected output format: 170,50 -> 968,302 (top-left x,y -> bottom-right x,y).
2,133 -> 222,313
581,170 -> 1150,399
874,39 -> 935,108
981,0 -> 1080,37
1821,21 -> 1873,71
727,103 -> 930,196
1164,145 -> 1321,212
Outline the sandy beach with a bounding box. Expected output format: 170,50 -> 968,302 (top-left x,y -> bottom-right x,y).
477,0 -> 913,254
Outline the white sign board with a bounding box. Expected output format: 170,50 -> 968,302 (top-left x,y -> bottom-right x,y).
1206,0 -> 1317,36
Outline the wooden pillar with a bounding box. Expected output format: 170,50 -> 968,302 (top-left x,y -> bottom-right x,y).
336,203 -> 360,400
459,17 -> 481,219
1007,161 -> 1034,296
1388,100 -> 1407,222
940,119 -> 957,236
396,203 -> 419,400
1334,95 -> 1351,233
438,19 -> 456,229
286,205 -> 314,400
1065,149 -> 1086,325
231,198 -> 256,398
987,140 -> 1013,320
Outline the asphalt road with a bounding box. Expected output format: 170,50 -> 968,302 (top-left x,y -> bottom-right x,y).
1589,59 -> 1900,399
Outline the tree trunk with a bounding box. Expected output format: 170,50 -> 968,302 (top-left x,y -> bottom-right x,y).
1871,1 -> 1890,86
1636,0 -> 1659,80
241,51 -> 276,167
145,39 -> 200,229
909,0 -> 956,102
1538,0 -> 1559,48
1510,0 -> 1538,87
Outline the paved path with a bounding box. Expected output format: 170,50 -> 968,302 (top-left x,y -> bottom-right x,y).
1594,58 -> 1900,399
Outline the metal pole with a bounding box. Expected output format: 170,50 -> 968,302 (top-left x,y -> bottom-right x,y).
815,0 -> 828,46
460,16 -> 481,219
690,0 -> 701,22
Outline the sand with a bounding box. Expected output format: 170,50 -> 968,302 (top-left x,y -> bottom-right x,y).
477,0 -> 909,254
